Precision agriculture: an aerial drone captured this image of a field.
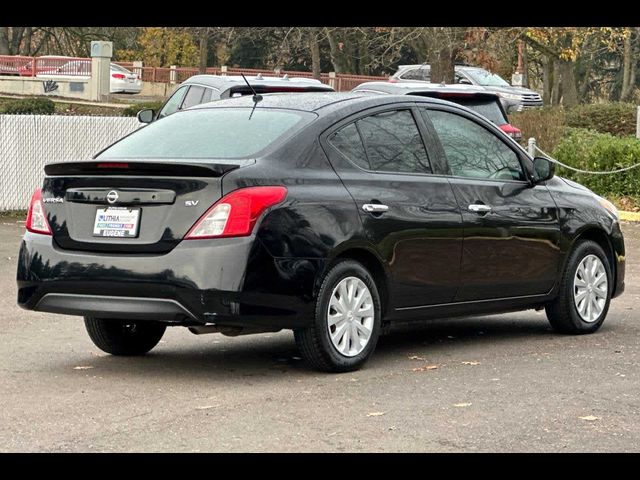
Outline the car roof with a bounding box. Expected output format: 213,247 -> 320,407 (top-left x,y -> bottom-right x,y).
182,74 -> 334,90
191,91 -> 465,114
397,64 -> 488,74
353,81 -> 495,96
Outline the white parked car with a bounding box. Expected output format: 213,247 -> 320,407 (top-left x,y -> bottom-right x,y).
36,59 -> 142,94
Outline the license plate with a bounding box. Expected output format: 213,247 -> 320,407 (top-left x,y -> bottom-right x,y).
93,207 -> 140,238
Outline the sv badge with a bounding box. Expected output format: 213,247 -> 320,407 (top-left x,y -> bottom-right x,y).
185,200 -> 199,207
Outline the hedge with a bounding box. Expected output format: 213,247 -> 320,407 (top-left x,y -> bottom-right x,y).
121,101 -> 164,117
509,107 -> 566,153
552,128 -> 640,198
2,97 -> 55,115
565,103 -> 636,137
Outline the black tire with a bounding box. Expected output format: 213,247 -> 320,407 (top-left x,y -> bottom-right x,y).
84,317 -> 166,356
295,260 -> 382,372
546,240 -> 612,334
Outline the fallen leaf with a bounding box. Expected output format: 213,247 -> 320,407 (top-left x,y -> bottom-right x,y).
73,366 -> 93,370
408,355 -> 426,361
413,364 -> 439,372
453,403 -> 472,408
579,415 -> 599,421
461,361 -> 481,366
367,412 -> 385,417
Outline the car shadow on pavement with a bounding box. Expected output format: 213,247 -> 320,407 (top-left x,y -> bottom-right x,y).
45,313 -> 578,382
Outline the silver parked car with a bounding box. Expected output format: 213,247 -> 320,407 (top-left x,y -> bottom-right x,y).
391,64 -> 542,113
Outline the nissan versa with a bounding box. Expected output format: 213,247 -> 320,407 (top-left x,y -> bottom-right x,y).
17,93 -> 625,372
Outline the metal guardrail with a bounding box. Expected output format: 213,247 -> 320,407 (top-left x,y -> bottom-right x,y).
1,55 -> 388,90
0,55 -> 92,77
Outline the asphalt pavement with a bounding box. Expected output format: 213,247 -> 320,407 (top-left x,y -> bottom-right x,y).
1,217 -> 638,452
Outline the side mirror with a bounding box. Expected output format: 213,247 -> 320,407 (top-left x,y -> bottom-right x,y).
532,157 -> 555,183
136,108 -> 155,124
457,78 -> 472,85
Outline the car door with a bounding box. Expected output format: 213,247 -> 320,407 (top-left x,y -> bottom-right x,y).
321,105 -> 463,308
419,105 -> 561,302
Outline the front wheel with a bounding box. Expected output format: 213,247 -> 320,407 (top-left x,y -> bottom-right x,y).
546,240 -> 612,334
84,317 -> 166,356
295,260 -> 382,372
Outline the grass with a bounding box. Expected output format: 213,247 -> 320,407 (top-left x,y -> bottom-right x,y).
0,96 -> 127,116
0,210 -> 27,222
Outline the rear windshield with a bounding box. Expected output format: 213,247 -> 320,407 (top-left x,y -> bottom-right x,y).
98,108 -> 313,160
450,98 -> 507,126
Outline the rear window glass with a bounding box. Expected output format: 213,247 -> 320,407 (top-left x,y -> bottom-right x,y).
452,98 -> 507,125
98,108 -> 314,160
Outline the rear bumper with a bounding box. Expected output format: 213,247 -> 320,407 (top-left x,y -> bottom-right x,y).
17,232 -> 323,328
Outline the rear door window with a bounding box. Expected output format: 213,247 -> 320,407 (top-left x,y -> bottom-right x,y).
401,68 -> 430,81
357,110 -> 431,174
328,123 -> 370,170
181,86 -> 206,109
201,88 -> 214,104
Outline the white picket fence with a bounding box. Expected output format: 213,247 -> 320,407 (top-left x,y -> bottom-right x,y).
0,115 -> 141,210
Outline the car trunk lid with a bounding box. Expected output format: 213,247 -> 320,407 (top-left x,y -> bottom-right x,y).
42,159 -> 252,254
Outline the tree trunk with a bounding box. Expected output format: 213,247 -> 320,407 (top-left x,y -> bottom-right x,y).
10,27 -> 25,54
429,46 -> 454,83
543,55 -> 552,106
325,28 -> 348,73
621,28 -> 636,102
559,60 -> 579,106
308,28 -> 321,79
522,41 -> 529,88
0,27 -> 9,55
551,60 -> 562,106
198,28 -> 208,73
23,27 -> 32,55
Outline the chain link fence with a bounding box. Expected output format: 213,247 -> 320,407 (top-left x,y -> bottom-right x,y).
0,115 -> 140,211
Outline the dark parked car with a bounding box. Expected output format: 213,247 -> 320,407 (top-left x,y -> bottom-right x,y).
392,64 -> 543,112
352,81 -> 522,141
137,74 -> 335,123
17,93 -> 625,372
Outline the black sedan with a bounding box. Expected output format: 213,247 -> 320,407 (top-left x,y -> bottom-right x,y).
17,93 -> 625,372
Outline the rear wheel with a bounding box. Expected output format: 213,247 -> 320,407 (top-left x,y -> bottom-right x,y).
84,317 -> 166,356
295,260 -> 382,372
546,240 -> 612,334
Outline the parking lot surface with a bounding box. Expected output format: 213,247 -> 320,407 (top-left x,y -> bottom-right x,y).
1,218 -> 638,452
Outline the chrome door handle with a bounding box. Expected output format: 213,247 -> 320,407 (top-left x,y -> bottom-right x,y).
362,204 -> 389,213
468,204 -> 492,213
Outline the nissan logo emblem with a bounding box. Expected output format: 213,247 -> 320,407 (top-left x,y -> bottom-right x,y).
106,190 -> 119,204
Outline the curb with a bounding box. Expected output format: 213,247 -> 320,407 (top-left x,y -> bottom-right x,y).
619,210 -> 640,222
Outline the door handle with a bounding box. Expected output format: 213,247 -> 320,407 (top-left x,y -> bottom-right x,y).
468,204 -> 492,213
362,204 -> 389,213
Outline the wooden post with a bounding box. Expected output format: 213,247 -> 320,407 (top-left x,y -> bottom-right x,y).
329,72 -> 337,90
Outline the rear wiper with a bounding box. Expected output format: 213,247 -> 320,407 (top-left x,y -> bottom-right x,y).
241,73 -> 262,120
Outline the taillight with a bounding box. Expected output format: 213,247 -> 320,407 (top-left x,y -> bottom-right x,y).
184,186 -> 287,240
26,188 -> 52,235
112,73 -> 126,79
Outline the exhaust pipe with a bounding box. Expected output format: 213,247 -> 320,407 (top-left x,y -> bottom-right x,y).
188,325 -> 282,337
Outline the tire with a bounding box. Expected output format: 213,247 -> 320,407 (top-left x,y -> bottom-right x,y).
546,240 -> 612,334
295,260 -> 382,372
84,317 -> 166,356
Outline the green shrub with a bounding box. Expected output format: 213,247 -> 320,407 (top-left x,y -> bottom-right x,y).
510,107 -> 566,153
121,101 -> 163,117
552,128 -> 640,198
2,97 -> 55,115
565,103 -> 636,137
